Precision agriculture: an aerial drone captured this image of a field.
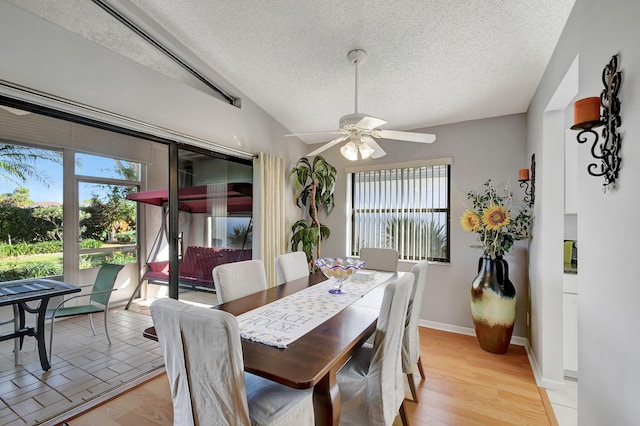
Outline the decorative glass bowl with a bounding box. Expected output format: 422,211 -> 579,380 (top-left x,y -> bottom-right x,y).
314,257 -> 366,294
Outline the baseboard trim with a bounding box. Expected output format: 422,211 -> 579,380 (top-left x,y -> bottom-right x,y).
524,340 -> 543,386
420,320 -> 528,347
420,320 -> 476,337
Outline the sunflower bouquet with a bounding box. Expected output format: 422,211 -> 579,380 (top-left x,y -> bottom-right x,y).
460,180 -> 531,259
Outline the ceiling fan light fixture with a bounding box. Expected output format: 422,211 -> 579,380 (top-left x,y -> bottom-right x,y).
288,47 -> 435,160
340,141 -> 358,161
358,141 -> 374,159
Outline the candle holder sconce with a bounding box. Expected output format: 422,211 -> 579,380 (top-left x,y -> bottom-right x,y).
518,154 -> 536,208
571,54 -> 622,192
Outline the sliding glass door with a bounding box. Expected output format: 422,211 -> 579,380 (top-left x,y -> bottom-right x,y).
134,147 -> 253,306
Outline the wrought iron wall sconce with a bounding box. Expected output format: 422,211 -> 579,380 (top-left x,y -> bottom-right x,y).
518,153 -> 536,208
571,54 -> 622,192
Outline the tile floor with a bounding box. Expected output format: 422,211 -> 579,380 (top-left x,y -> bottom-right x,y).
548,378 -> 578,426
0,290 -> 216,426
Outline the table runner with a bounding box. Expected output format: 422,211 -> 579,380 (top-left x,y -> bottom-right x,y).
236,272 -> 394,348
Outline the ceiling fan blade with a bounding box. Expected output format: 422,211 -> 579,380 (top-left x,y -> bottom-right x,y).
284,130 -> 346,138
373,129 -> 436,144
307,135 -> 350,156
356,116 -> 387,130
361,136 -> 386,159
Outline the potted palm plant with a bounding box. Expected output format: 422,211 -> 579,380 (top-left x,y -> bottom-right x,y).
289,156 -> 337,264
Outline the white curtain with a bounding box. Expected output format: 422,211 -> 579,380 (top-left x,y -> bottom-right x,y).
255,153 -> 286,287
207,182 -> 228,247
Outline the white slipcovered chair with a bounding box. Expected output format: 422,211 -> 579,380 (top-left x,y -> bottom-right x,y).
403,260 -> 429,402
213,259 -> 268,304
359,248 -> 399,272
336,272 -> 414,426
274,251 -> 309,284
150,298 -> 314,425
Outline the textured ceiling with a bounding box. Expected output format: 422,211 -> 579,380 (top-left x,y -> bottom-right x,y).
9,0 -> 576,144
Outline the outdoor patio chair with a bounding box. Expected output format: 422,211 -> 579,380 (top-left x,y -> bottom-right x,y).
46,263 -> 123,362
0,312 -> 19,365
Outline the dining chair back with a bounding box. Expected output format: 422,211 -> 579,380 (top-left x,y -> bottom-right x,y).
336,272 -> 414,426
46,263 -> 123,361
275,251 -> 309,284
150,298 -> 314,426
403,260 -> 429,402
213,259 -> 268,304
359,247 -> 399,272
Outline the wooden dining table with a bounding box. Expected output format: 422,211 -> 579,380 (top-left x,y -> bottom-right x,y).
145,270 -> 392,425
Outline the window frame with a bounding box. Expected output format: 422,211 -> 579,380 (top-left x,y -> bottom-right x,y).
347,159 -> 451,263
76,174 -> 141,269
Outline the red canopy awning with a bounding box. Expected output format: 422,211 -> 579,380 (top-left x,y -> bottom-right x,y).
126,182 -> 252,214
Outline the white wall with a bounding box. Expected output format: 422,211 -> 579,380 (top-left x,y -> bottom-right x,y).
528,0 -> 640,423
319,113 -> 530,337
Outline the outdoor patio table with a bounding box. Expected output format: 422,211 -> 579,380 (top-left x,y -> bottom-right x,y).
0,278 -> 80,371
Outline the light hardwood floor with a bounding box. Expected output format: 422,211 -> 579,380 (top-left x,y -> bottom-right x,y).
66,327 -> 558,425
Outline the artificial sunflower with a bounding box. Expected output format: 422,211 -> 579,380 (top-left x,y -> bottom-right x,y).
460,180 -> 531,258
482,205 -> 510,230
460,209 -> 481,232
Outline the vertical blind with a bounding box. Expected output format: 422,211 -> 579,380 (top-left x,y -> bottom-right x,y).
348,159 -> 451,262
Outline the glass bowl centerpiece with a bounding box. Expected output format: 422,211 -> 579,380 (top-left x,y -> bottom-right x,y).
314,257 -> 366,294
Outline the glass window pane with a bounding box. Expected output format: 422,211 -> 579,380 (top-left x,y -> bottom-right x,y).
162,148 -> 253,306
79,182 -> 138,269
75,153 -> 141,181
80,248 -> 137,269
350,164 -> 450,262
0,143 -> 64,280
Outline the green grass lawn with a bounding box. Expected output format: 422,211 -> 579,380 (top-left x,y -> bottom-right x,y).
0,247 -> 136,273
0,253 -> 62,271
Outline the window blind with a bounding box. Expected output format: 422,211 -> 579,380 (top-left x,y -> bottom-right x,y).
350,162 -> 450,262
0,107 -> 153,164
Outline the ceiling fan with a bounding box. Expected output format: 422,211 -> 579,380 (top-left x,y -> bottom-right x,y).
285,49 -> 436,161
